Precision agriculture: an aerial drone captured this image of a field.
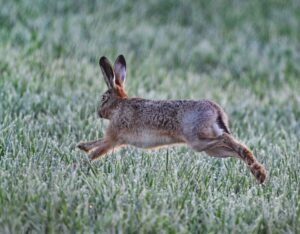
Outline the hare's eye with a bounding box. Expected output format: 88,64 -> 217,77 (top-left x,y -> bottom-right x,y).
101,95 -> 108,104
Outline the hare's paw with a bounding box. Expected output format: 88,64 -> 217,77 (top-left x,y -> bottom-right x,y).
250,162 -> 267,184
77,142 -> 91,152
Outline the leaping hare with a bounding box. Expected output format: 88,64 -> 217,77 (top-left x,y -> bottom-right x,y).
78,55 -> 267,184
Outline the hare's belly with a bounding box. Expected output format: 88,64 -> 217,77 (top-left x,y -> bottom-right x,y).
121,130 -> 182,148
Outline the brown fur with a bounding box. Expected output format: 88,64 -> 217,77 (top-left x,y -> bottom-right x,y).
77,55 -> 267,184
114,84 -> 128,98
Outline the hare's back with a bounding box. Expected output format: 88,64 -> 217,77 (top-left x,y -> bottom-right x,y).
117,99 -> 222,132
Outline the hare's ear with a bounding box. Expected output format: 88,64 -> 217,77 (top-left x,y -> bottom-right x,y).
114,54 -> 126,87
99,56 -> 115,89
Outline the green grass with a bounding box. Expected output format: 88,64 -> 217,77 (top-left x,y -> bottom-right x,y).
1,0 -> 300,233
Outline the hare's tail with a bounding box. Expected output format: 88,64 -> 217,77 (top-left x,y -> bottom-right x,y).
216,112 -> 230,134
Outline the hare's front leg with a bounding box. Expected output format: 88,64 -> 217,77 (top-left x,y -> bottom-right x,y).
88,139 -> 115,160
77,139 -> 103,152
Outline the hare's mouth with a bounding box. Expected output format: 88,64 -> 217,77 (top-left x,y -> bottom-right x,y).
97,110 -> 103,118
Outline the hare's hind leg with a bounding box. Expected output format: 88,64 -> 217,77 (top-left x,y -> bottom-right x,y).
220,133 -> 267,184
189,133 -> 267,184
205,146 -> 239,158
189,135 -> 225,152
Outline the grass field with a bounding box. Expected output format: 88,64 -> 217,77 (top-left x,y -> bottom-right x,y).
1,0 -> 300,233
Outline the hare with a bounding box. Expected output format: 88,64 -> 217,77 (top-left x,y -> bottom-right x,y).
77,55 -> 267,184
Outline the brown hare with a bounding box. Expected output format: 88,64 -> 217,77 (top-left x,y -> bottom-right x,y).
78,55 -> 267,184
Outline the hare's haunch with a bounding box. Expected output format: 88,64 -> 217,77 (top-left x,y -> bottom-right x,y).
77,55 -> 267,184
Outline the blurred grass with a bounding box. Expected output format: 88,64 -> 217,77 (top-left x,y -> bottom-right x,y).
0,0 -> 300,233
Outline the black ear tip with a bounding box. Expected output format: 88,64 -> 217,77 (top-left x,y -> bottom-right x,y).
99,56 -> 107,66
117,54 -> 126,67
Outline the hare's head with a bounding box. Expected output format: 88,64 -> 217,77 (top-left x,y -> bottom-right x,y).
98,55 -> 127,119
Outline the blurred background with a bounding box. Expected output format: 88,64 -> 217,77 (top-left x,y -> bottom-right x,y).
0,0 -> 300,233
